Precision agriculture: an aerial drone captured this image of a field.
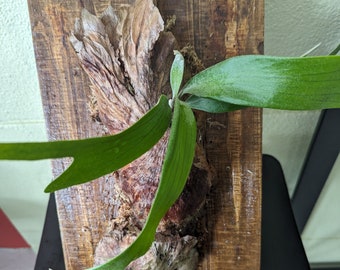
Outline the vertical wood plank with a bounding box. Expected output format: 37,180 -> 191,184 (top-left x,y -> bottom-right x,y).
28,1 -> 112,269
28,0 -> 263,269
158,1 -> 263,269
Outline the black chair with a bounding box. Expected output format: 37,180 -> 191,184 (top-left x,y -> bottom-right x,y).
292,109 -> 340,234
261,154 -> 310,270
35,193 -> 65,270
262,108 -> 340,270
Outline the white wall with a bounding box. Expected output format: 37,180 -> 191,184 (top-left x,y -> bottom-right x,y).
264,0 -> 340,263
0,0 -> 339,263
0,0 -> 52,253
264,0 -> 340,194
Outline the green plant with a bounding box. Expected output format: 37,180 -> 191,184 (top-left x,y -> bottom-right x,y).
1,47 -> 340,269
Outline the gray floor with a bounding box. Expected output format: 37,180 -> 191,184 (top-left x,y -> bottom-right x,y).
0,248 -> 36,270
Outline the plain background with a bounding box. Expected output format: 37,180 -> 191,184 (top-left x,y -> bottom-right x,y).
0,0 -> 339,263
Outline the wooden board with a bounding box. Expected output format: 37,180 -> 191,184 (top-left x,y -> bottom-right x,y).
28,0 -> 263,269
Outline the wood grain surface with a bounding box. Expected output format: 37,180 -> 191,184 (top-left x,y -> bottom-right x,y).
28,0 -> 263,269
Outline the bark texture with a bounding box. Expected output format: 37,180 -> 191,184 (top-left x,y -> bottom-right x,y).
70,1 -> 213,268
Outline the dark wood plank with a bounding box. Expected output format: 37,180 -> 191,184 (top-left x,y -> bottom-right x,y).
158,1 -> 263,268
28,0 -> 263,269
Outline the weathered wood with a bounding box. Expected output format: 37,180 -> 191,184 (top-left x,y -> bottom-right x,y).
28,0 -> 263,269
157,1 -> 263,269
28,2 -> 113,269
69,3 -> 213,268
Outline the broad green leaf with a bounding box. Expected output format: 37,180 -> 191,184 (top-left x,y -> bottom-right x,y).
181,55 -> 340,110
91,98 -> 196,270
185,95 -> 246,113
0,95 -> 172,192
170,50 -> 185,99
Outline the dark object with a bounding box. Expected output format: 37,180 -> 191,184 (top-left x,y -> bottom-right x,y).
35,193 -> 65,270
261,154 -> 310,270
292,109 -> 340,233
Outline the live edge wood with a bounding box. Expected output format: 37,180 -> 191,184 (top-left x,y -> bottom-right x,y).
28,0 -> 263,269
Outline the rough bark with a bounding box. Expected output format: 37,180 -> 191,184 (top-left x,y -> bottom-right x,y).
70,1 -> 213,268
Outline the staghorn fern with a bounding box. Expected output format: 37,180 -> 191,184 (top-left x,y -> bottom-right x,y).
1,46 -> 340,269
